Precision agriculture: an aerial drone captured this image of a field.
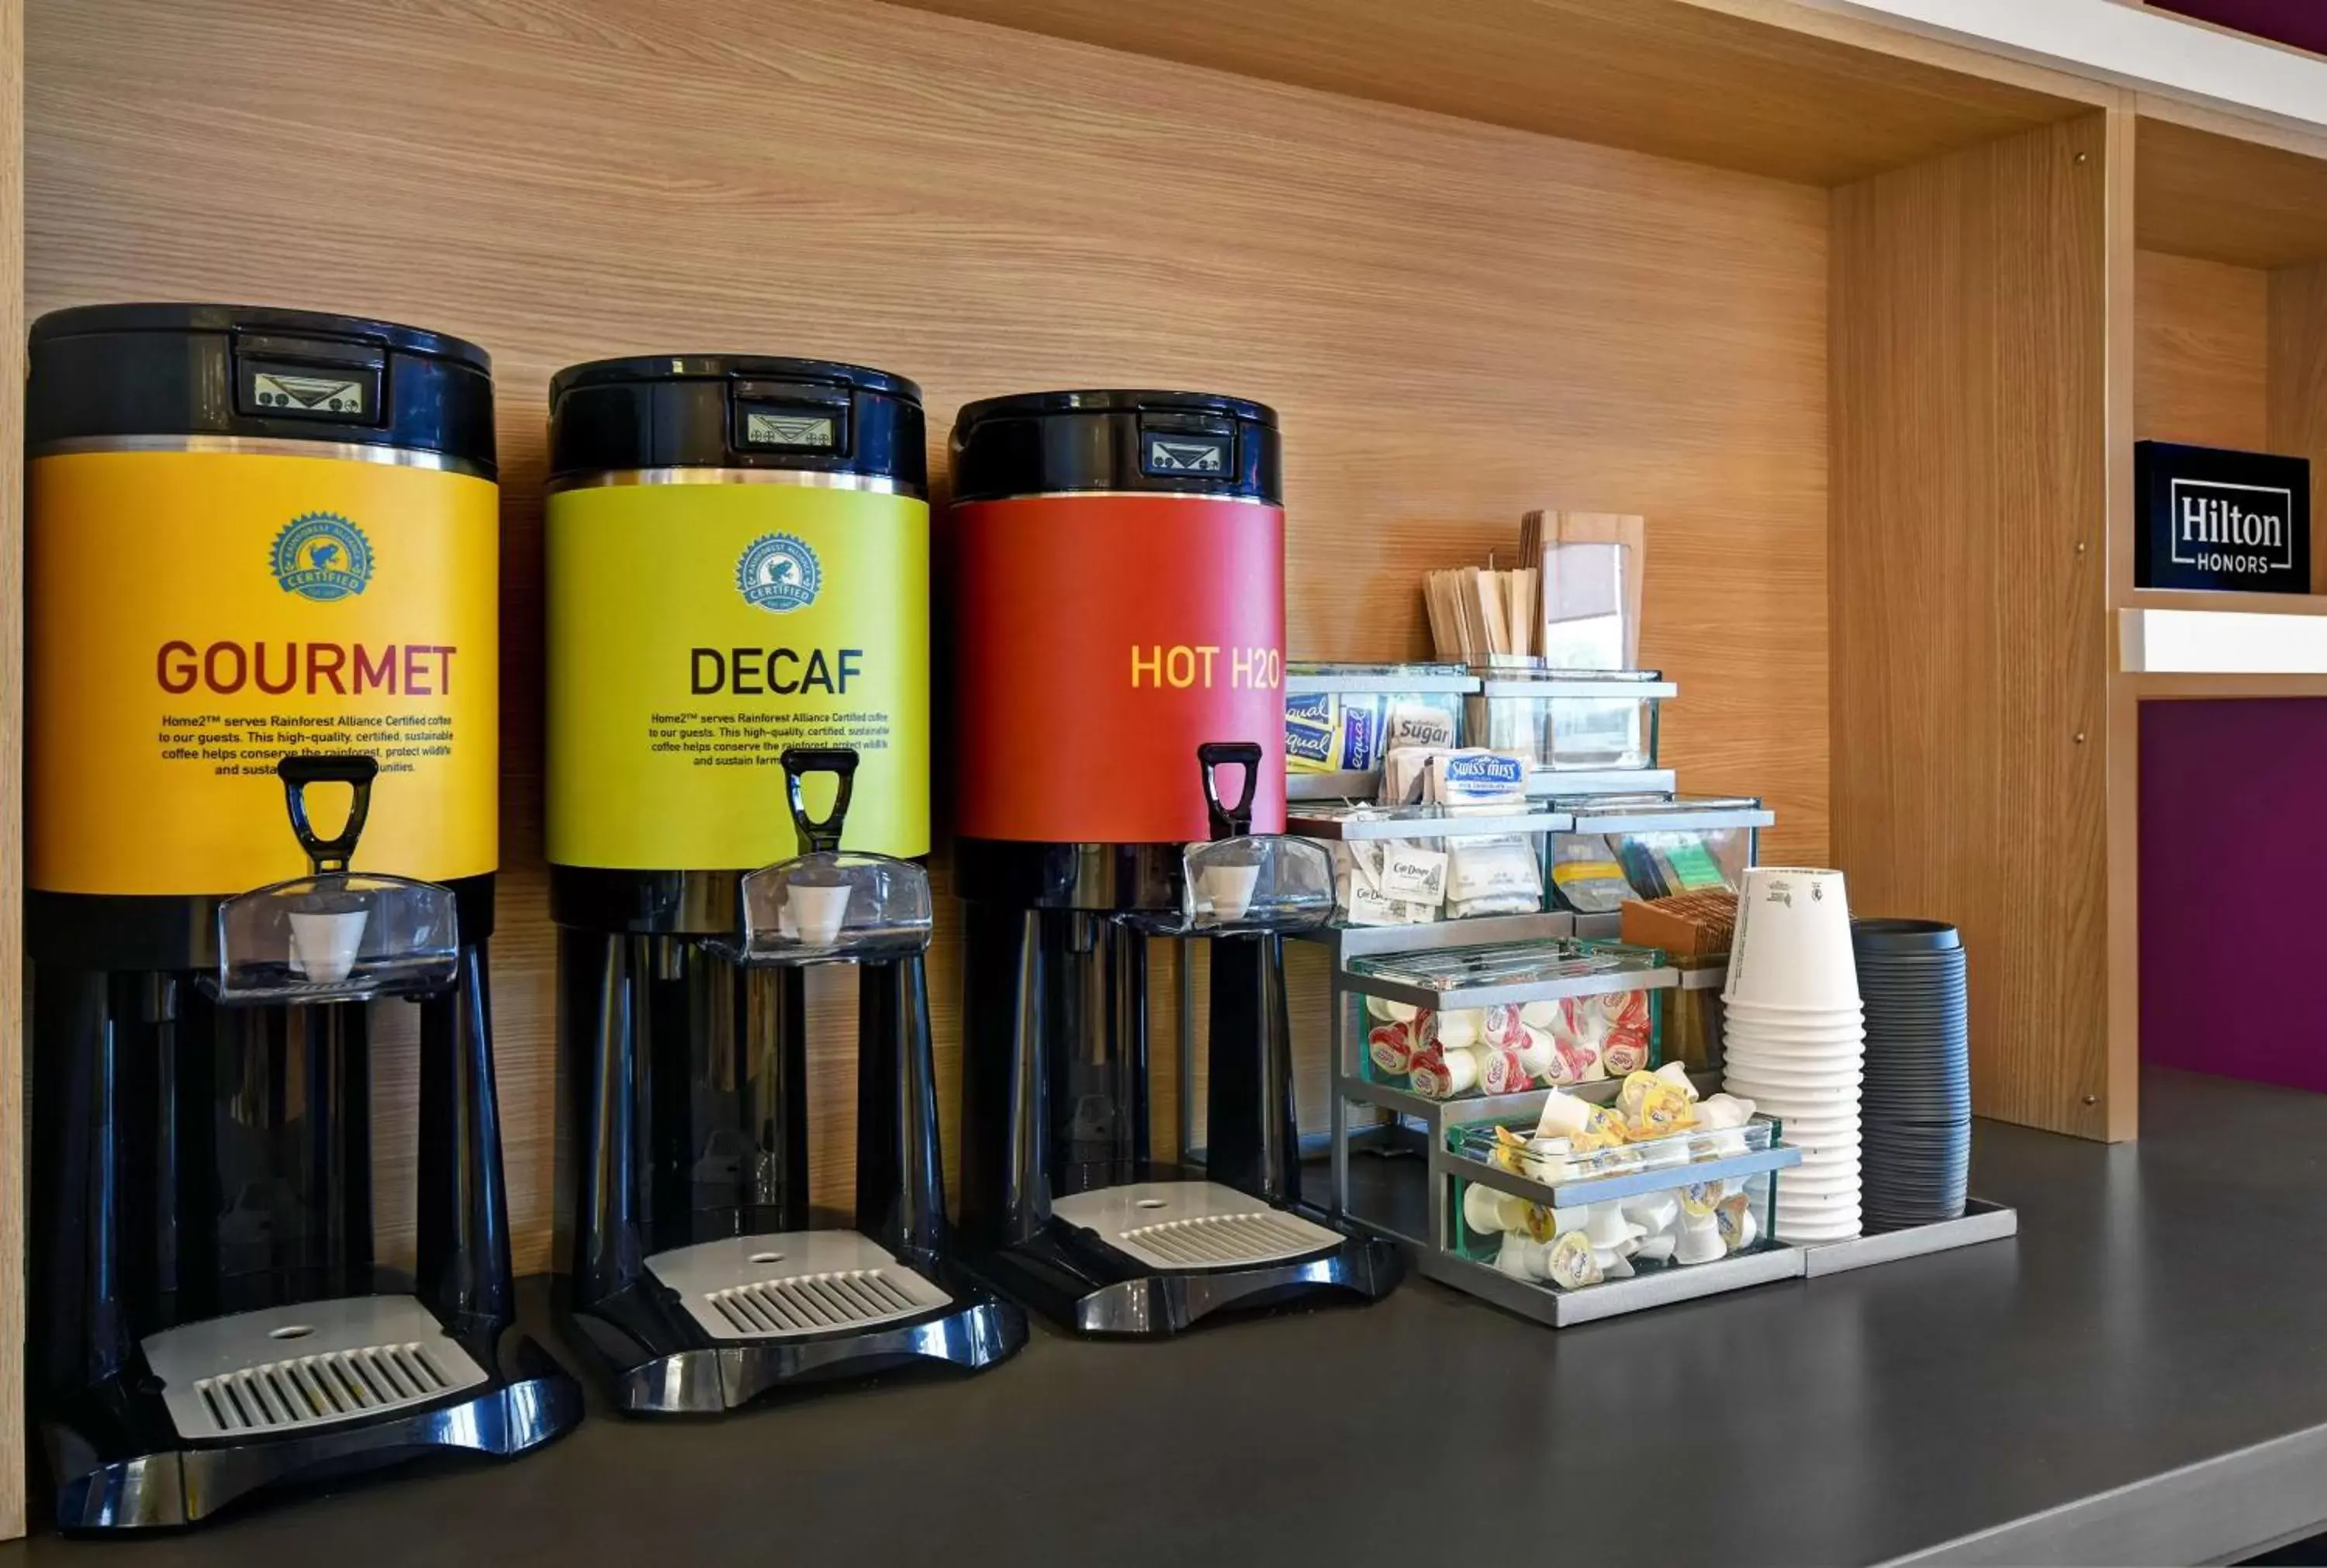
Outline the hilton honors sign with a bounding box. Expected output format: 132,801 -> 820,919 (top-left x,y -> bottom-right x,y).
2135,440 -> 2311,594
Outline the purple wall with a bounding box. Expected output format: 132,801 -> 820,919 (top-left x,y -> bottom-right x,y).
2151,0 -> 2327,56
2142,699 -> 2327,1093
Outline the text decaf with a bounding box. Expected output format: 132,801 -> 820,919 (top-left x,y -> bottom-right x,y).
690,647 -> 864,696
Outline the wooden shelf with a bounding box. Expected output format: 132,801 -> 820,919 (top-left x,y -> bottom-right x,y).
2125,671 -> 2327,699
2136,112 -> 2327,271
2121,589 -> 2327,616
892,0 -> 2105,185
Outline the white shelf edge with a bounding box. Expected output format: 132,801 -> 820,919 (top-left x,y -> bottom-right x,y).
1788,0 -> 2327,137
2118,606 -> 2327,675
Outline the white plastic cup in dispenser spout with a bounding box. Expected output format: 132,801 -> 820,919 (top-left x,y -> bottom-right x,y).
289,909 -> 370,986
1200,862 -> 1261,923
790,884 -> 853,945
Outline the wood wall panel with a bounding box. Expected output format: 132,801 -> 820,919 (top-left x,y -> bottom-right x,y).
2268,259 -> 2327,587
2136,114 -> 2327,271
1831,113 -> 2118,1139
2135,250 -> 2270,447
26,0 -> 1830,1271
0,0 -> 21,1535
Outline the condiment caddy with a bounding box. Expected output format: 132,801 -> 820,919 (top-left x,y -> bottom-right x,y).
1327,1043 -> 1809,1327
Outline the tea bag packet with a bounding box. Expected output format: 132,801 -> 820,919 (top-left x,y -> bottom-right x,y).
1550,834 -> 1638,914
1617,830 -> 1734,898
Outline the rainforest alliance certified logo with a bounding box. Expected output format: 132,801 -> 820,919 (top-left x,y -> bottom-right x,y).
737,531 -> 821,613
271,512 -> 373,603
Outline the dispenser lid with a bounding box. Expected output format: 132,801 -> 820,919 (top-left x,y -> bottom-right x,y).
548,354 -> 926,491
28,302 -> 496,474
949,388 -> 1281,504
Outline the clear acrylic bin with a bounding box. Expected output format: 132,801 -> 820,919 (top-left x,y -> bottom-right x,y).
1445,1113 -> 1788,1292
1347,936 -> 1668,1098
1466,671 -> 1672,772
1288,800 -> 1574,924
1285,662 -> 1477,793
209,870 -> 459,1004
1541,795 -> 1771,914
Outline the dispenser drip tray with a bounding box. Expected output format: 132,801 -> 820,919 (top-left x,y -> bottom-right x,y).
648,1231 -> 954,1342
1051,1182 -> 1344,1272
141,1296 -> 489,1441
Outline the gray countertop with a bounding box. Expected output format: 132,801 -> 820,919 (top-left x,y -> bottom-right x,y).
7,1066 -> 2327,1567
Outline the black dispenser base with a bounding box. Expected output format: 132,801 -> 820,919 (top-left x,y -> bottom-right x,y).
560,1255 -> 1026,1416
963,1193 -> 1403,1338
43,1326 -> 581,1532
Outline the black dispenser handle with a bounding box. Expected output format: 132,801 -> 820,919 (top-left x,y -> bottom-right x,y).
780,746 -> 859,853
1197,741 -> 1262,841
278,754 -> 379,874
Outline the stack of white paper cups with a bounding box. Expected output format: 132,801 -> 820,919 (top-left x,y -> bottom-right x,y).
1720,867 -> 1863,1242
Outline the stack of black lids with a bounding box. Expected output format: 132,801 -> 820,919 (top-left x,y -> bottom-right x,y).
1853,918 -> 1970,1228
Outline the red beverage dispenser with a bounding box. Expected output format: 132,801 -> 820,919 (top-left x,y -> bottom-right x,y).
949,390 -> 1399,1335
